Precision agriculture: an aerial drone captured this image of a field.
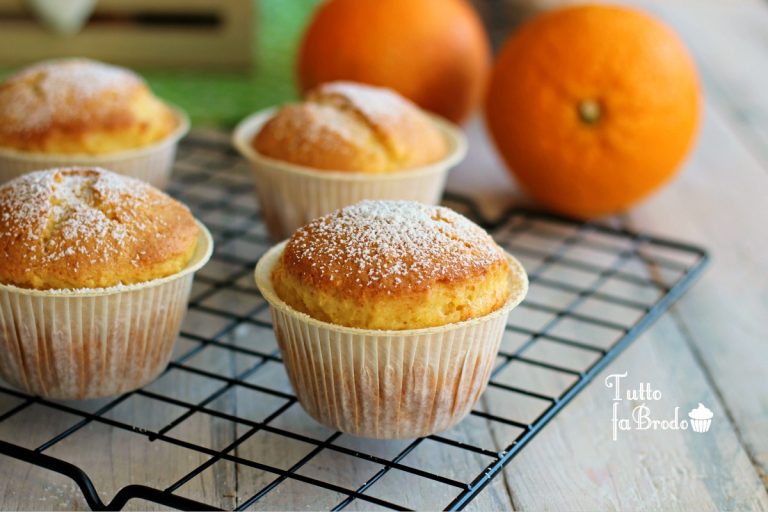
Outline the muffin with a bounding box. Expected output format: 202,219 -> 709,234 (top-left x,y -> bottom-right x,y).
0,167 -> 213,399
273,200 -> 511,329
233,81 -> 466,240
255,200 -> 528,439
0,59 -> 189,188
253,81 -> 448,172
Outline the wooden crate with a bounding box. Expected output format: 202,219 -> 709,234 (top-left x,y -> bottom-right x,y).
0,0 -> 252,70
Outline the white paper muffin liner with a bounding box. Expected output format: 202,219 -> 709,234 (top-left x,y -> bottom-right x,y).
255,241 -> 528,439
0,221 -> 213,400
690,418 -> 712,433
233,108 -> 467,241
0,107 -> 189,189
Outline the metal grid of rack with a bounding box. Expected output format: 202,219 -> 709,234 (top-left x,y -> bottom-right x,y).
0,134 -> 708,510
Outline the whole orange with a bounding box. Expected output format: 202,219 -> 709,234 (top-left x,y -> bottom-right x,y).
298,0 -> 491,123
485,5 -> 701,218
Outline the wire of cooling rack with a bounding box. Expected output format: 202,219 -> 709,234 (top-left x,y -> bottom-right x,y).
0,134 -> 709,511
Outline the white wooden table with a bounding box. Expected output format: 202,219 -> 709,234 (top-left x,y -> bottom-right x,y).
449,1 -> 768,508
1,1 -> 767,510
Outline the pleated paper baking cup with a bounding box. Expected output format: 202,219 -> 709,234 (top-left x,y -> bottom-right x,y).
0,107 -> 189,189
255,242 -> 528,439
0,221 -> 213,400
690,418 -> 712,433
233,108 -> 467,241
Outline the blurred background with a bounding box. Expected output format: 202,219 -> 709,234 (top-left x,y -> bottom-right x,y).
0,0 -> 676,126
0,0 -> 754,233
0,0 -> 320,125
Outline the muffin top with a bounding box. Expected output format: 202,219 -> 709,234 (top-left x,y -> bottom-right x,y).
272,200 -> 523,330
0,167 -> 199,290
252,81 -> 449,173
0,58 -> 178,155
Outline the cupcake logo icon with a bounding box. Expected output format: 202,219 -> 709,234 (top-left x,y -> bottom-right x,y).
688,403 -> 714,433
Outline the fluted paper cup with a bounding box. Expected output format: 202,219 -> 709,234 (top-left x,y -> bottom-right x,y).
0,107 -> 189,189
0,221 -> 213,400
255,241 -> 528,439
233,108 -> 467,241
690,418 -> 712,433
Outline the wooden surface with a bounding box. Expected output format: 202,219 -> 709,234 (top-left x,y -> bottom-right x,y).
1,1 -> 768,510
452,1 -> 768,509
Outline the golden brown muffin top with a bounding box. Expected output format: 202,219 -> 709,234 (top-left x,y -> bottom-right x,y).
280,200 -> 509,298
0,58 -> 177,154
0,167 -> 199,290
252,81 -> 449,173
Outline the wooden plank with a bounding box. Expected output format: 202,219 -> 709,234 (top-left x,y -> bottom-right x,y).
624,88 -> 768,484
455,1 -> 768,496
0,295 -> 513,511
616,0 -> 768,486
0,337 -> 229,511
446,5 -> 768,501
495,315 -> 768,510
447,118 -> 525,222
448,150 -> 768,510
634,0 -> 768,169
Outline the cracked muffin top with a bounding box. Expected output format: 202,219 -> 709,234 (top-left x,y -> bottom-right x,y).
0,58 -> 179,155
252,81 -> 449,173
0,167 -> 198,290
272,200 -> 524,330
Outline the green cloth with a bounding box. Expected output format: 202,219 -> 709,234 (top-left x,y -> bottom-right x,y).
146,0 -> 322,127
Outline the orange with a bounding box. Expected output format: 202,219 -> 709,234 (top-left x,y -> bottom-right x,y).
485,5 -> 701,218
298,0 -> 491,123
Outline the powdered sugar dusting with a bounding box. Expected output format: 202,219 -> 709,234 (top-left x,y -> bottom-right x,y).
284,200 -> 505,293
0,167 -> 159,270
0,58 -> 142,134
261,103 -> 373,156
312,81 -> 417,130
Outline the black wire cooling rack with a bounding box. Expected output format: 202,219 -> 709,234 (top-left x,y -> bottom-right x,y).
0,133 -> 709,511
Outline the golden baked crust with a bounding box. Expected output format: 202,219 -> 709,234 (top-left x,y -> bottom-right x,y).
252,81 -> 449,173
0,59 -> 178,155
272,200 -> 512,330
0,167 -> 199,289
